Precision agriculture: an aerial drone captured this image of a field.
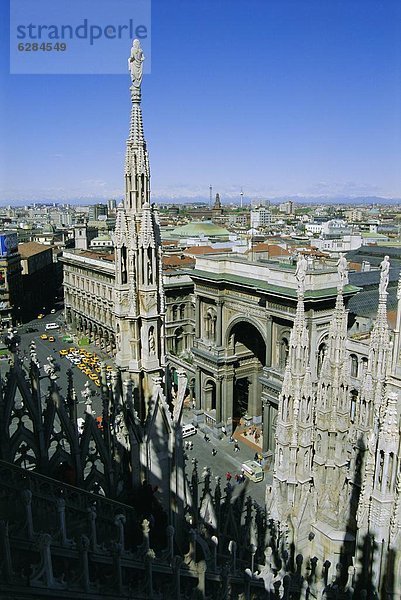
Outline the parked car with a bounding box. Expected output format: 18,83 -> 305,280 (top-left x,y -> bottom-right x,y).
25,327 -> 38,333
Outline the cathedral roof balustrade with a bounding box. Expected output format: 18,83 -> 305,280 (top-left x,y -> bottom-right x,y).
190,264 -> 360,302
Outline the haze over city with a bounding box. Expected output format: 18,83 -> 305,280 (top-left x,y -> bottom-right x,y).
1,0 -> 400,204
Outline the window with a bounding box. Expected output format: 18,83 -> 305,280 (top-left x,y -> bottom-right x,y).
350,354 -> 358,378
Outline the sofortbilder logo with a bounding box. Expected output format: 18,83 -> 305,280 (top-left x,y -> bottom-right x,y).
10,0 -> 151,75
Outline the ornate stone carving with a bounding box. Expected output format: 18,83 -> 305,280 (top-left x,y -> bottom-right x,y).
128,39 -> 145,88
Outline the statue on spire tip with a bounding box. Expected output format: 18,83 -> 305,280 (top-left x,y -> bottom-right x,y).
295,253 -> 307,294
128,39 -> 145,88
336,252 -> 348,291
379,255 -> 390,296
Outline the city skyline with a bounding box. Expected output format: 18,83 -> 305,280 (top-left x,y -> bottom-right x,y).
1,0 -> 401,203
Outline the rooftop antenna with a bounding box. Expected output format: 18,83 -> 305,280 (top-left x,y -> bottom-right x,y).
209,184 -> 213,207
240,188 -> 244,209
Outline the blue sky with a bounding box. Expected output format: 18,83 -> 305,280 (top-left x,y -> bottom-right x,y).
1,0 -> 401,204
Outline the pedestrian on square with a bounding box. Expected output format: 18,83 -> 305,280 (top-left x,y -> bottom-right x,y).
234,442 -> 240,453
212,448 -> 217,456
226,471 -> 232,482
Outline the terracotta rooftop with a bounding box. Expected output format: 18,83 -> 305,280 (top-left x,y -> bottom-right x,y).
162,255 -> 195,270
18,241 -> 53,258
247,243 -> 291,256
183,245 -> 231,256
80,250 -> 115,262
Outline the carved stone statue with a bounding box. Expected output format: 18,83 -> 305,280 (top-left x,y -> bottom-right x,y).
148,328 -> 155,356
336,253 -> 348,289
295,253 -> 308,292
128,39 -> 145,87
379,255 -> 390,296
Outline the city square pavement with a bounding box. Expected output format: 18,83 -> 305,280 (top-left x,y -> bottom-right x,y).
3,309 -> 111,420
5,310 -> 271,509
182,407 -> 272,508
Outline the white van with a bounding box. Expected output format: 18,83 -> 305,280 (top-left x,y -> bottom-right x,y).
45,322 -> 60,331
241,460 -> 264,483
182,424 -> 197,438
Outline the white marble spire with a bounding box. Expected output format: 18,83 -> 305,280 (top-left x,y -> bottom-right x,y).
114,40 -> 165,413
312,285 -> 351,535
269,283 -> 314,544
124,39 -> 150,215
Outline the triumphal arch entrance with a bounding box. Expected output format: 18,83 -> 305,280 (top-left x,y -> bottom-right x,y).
190,254 -> 359,457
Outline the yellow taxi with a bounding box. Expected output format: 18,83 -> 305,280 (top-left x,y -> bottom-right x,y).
59,349 -> 68,356
106,365 -> 113,372
94,379 -> 100,387
37,314 -> 44,319
85,352 -> 93,358
40,334 -> 48,340
89,373 -> 98,381
95,366 -> 101,373
48,336 -> 55,342
77,363 -> 85,371
79,349 -> 87,355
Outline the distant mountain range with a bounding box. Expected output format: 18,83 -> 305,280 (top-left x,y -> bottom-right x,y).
1,195 -> 400,207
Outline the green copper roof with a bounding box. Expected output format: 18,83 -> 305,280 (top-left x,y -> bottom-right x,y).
189,268 -> 361,300
171,221 -> 230,238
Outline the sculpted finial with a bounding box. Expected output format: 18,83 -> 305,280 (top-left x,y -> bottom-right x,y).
336,252 -> 348,291
379,255 -> 390,296
295,253 -> 307,294
128,39 -> 145,88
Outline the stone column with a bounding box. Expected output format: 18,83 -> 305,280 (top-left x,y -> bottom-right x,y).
265,315 -> 273,367
193,366 -> 205,428
195,296 -> 201,338
214,375 -> 223,438
216,300 -> 223,347
222,368 -> 234,430
262,400 -> 270,454
194,367 -> 201,410
216,376 -> 222,423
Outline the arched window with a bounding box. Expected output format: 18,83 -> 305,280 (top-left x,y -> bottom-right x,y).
279,336 -> 289,369
206,308 -> 217,340
174,327 -> 184,355
172,305 -> 178,321
180,304 -> 185,320
387,452 -> 394,492
350,354 -> 358,378
350,389 -> 358,422
317,342 -> 327,377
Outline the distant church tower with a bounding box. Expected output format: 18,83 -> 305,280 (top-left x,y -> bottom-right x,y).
211,192 -> 223,221
114,40 -> 165,416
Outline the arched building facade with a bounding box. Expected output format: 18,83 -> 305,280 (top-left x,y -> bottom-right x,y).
190,254 -> 360,459
62,248 -> 365,461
